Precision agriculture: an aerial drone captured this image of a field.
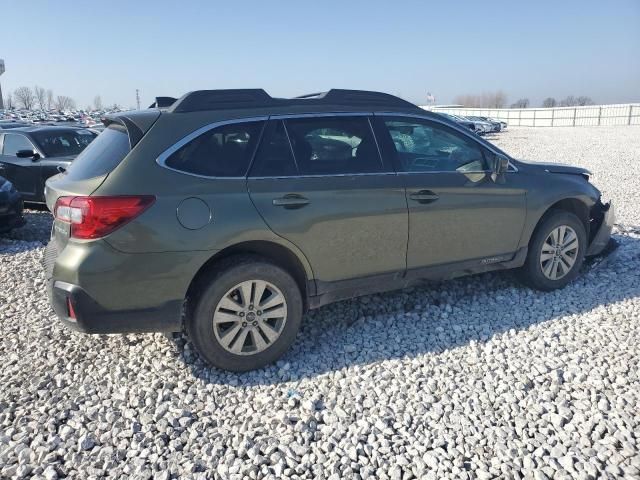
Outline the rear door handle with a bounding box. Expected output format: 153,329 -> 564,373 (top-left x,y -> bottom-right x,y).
409,190 -> 439,204
272,194 -> 310,209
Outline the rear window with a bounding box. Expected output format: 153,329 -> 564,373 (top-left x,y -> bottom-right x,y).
32,129 -> 97,157
65,125 -> 130,180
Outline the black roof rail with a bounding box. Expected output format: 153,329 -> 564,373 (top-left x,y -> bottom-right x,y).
169,89 -> 421,113
148,96 -> 178,109
294,92 -> 327,99
322,89 -> 419,109
171,89 -> 277,113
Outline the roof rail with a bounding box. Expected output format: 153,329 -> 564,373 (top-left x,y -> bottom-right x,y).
324,89 -> 420,109
171,89 -> 277,113
169,89 -> 420,113
148,96 -> 178,109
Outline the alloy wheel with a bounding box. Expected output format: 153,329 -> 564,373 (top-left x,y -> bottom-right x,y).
540,225 -> 579,280
213,280 -> 288,355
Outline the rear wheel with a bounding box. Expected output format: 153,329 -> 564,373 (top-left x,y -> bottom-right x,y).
518,210 -> 587,291
187,257 -> 303,371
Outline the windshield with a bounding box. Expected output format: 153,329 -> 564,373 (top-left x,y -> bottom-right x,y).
32,129 -> 97,157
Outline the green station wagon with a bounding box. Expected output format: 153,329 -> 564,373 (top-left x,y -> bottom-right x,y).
44,89 -> 614,371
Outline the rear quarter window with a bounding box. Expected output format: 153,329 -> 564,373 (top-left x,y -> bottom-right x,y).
163,121 -> 264,177
65,125 -> 130,180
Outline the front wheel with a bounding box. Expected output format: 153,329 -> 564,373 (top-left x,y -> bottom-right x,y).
187,256 -> 303,372
518,210 -> 587,291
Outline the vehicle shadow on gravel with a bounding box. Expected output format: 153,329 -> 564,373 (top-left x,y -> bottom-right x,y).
0,210 -> 52,252
175,231 -> 640,385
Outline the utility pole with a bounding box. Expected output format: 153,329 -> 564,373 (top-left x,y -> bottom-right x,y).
0,59 -> 5,110
136,89 -> 140,110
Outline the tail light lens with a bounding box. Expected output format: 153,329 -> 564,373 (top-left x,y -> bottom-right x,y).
54,195 -> 155,239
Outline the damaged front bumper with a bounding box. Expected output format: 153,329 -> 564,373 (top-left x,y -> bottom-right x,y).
587,200 -> 615,256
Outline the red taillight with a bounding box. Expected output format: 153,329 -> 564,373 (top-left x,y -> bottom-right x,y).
66,297 -> 77,319
54,195 -> 155,239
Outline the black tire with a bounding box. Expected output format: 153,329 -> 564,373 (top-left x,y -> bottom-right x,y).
518,210 -> 587,291
187,256 -> 303,372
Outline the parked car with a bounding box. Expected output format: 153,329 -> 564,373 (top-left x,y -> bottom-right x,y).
0,121 -> 31,130
461,116 -> 493,134
0,126 -> 97,203
477,116 -> 506,131
467,116 -> 502,132
0,175 -> 25,233
44,89 -> 614,371
436,112 -> 480,134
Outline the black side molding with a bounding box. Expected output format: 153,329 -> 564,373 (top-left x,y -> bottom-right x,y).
307,248 -> 528,309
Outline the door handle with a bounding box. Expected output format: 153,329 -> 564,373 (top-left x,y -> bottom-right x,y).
409,190 -> 439,204
272,194 -> 310,209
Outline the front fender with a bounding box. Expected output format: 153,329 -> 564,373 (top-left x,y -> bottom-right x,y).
519,173 -> 601,250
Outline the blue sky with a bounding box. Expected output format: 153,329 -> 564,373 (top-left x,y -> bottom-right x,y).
1,0 -> 639,108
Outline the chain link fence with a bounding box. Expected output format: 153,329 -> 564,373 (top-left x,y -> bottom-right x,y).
425,104 -> 640,127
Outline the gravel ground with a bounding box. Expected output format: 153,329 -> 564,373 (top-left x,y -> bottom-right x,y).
1,126 -> 639,479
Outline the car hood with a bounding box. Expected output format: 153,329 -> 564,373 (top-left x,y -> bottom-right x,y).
519,160 -> 592,177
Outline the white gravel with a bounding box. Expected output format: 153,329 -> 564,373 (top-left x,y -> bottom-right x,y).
1,126 -> 640,479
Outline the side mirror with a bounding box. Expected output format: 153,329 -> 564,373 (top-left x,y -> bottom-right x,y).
492,153 -> 510,174
16,149 -> 40,161
490,153 -> 510,182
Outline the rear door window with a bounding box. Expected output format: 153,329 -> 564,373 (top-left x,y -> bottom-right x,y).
65,125 -> 130,180
284,116 -> 383,175
164,121 -> 264,177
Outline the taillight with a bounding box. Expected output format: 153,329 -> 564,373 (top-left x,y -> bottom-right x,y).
54,195 -> 155,239
66,297 -> 77,319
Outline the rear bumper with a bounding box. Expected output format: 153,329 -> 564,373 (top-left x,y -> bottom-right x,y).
49,280 -> 183,333
587,201 -> 615,256
43,237 -> 213,334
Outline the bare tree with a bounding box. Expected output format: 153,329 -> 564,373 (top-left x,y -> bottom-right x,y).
454,90 -> 507,108
510,98 -> 530,108
34,86 -> 47,110
492,90 -> 507,108
4,92 -> 14,109
454,94 -> 476,107
542,97 -> 557,108
93,95 -> 103,111
55,95 -> 76,111
560,95 -> 578,107
14,86 -> 36,109
46,89 -> 54,110
576,96 -> 594,106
